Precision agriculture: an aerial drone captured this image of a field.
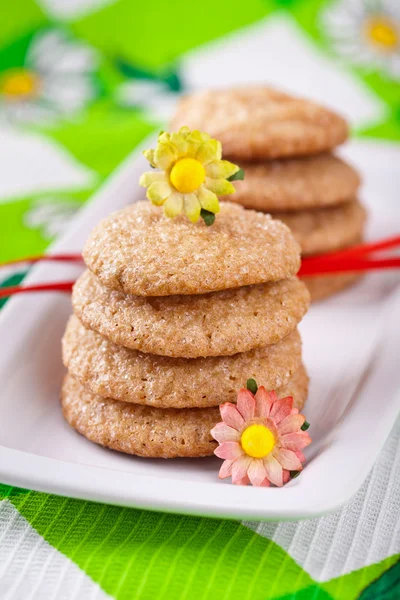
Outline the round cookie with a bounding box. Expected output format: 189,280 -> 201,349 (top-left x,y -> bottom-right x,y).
61,365 -> 309,458
170,87 -> 348,161
83,201 -> 301,297
72,271 -> 310,358
63,315 -> 302,408
303,273 -> 362,302
224,154 -> 360,211
274,200 -> 367,256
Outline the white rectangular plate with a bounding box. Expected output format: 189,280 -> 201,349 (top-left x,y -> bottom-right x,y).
0,137 -> 399,521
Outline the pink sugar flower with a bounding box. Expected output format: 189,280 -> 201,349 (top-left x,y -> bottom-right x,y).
210,380 -> 311,487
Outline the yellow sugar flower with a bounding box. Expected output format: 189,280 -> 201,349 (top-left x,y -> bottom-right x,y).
140,126 -> 243,225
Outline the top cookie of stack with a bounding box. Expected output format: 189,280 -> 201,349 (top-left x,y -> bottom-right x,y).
61,200 -> 310,459
171,87 -> 367,301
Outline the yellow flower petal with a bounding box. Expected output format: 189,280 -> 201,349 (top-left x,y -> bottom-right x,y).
178,126 -> 191,139
205,177 -> 236,195
154,141 -> 179,170
185,140 -> 201,158
169,132 -> 187,155
143,149 -> 156,167
196,139 -> 222,165
163,192 -> 183,218
187,130 -> 210,144
198,186 -> 220,214
139,171 -> 167,187
183,193 -> 202,223
158,132 -> 171,144
147,181 -> 172,205
205,160 -> 239,180
182,130 -> 206,158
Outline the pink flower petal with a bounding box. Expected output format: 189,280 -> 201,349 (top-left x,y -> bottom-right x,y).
234,475 -> 250,486
237,389 -> 256,420
220,403 -> 244,430
268,391 -> 278,403
254,386 -> 273,418
273,448 -> 303,471
281,431 -> 312,451
292,408 -> 299,414
269,396 -> 294,423
283,470 -> 291,484
210,422 -> 240,443
259,478 -> 271,487
219,460 -> 233,479
231,455 -> 252,484
264,454 -> 284,487
277,414 -> 305,436
247,459 -> 267,487
295,450 -> 306,463
214,441 -> 243,460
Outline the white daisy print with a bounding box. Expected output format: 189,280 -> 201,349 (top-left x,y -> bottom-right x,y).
0,29 -> 99,125
322,0 -> 400,79
24,197 -> 81,239
116,80 -> 180,121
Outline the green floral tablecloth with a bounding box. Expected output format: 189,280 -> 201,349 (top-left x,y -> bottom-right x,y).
0,1 -> 399,598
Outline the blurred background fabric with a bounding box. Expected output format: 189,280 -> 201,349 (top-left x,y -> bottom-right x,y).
0,1 -> 399,598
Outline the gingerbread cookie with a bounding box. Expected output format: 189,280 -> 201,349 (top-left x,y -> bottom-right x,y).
170,87 -> 348,160
61,365 -> 308,458
72,271 -> 310,357
63,316 -> 302,408
225,154 -> 360,211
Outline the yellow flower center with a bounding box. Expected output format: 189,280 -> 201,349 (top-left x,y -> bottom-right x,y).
170,158 -> 206,193
365,17 -> 398,51
0,68 -> 40,99
241,424 -> 275,459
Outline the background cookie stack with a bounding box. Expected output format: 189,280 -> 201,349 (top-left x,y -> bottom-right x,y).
171,87 -> 367,301
61,201 -> 310,459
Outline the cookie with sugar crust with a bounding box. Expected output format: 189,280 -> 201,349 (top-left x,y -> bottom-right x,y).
72,271 -> 310,358
170,87 -> 348,161
224,154 -> 360,211
62,315 -> 302,408
82,201 -> 301,297
61,365 -> 309,459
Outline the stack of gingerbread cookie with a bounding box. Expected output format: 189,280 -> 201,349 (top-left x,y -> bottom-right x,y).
171,87 -> 367,301
61,201 -> 310,458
